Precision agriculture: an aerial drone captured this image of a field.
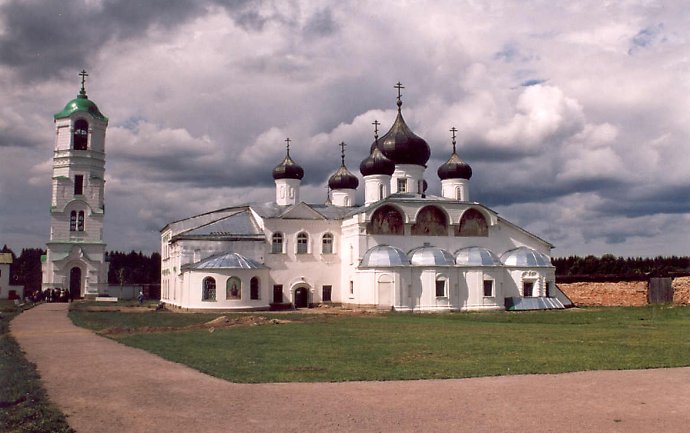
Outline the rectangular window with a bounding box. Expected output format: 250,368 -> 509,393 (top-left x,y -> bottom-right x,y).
483,280 -> 494,297
545,282 -> 551,298
397,178 -> 407,193
322,285 -> 332,302
74,175 -> 84,195
273,285 -> 283,303
435,280 -> 446,297
523,281 -> 534,297
349,281 -> 354,296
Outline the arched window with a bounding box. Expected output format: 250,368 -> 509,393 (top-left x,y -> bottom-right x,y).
455,186 -> 462,200
226,276 -> 241,300
379,184 -> 385,200
73,119 -> 89,150
435,275 -> 447,297
202,277 -> 216,301
271,232 -> 283,254
77,211 -> 85,232
250,277 -> 259,300
411,206 -> 448,236
367,205 -> 404,235
70,211 -> 77,231
322,233 -> 333,254
296,232 -> 308,254
456,208 -> 489,237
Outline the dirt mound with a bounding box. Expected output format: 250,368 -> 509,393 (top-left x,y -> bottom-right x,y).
98,315 -> 292,336
558,281 -> 648,306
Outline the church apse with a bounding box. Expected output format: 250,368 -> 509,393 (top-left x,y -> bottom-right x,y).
411,206 -> 448,236
367,205 -> 404,235
455,208 -> 488,237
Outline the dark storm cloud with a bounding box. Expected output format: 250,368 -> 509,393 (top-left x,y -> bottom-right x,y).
474,173 -> 624,208
303,8 -> 338,37
0,0 -> 200,80
593,184 -> 690,218
0,0 -> 263,81
0,129 -> 40,148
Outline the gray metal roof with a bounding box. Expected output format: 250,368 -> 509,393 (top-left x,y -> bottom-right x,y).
359,244 -> 410,267
454,246 -> 501,266
408,245 -> 455,266
182,210 -> 262,237
187,252 -> 266,270
501,246 -> 552,267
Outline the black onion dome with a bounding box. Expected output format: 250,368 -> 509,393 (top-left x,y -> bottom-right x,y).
272,152 -> 304,180
379,110 -> 431,166
328,165 -> 359,189
437,152 -> 472,180
360,145 -> 395,176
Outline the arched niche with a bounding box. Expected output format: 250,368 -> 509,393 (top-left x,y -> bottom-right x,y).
367,205 -> 404,235
411,205 -> 448,236
455,208 -> 488,237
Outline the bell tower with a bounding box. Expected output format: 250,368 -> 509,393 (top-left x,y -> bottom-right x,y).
42,70 -> 109,298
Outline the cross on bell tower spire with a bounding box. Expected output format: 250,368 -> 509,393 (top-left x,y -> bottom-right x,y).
79,69 -> 89,97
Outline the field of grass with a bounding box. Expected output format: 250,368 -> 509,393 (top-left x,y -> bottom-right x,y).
70,304 -> 690,383
0,301 -> 74,433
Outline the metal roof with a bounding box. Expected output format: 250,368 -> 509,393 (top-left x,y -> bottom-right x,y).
501,246 -> 552,267
454,246 -> 501,266
408,245 -> 455,266
187,252 -> 266,270
359,244 -> 410,267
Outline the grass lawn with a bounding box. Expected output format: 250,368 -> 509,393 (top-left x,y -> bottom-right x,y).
0,301 -> 74,433
69,304 -> 690,383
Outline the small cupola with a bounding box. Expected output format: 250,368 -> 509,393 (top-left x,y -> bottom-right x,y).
360,121 -> 395,177
273,138 -> 303,206
328,142 -> 358,207
361,120 -> 394,205
272,138 -> 304,180
438,127 -> 472,201
437,127 -> 472,180
54,70 -> 108,122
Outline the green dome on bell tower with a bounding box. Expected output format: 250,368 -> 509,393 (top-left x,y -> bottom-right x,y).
54,70 -> 108,122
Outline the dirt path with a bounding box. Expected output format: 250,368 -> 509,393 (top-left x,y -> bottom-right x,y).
11,303 -> 690,433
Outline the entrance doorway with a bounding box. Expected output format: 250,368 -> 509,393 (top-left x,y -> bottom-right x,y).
294,287 -> 309,308
69,267 -> 82,299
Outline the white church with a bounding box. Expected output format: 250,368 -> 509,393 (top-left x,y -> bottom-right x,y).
161,83 -> 571,312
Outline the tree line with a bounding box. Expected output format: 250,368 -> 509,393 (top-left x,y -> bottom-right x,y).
553,254 -> 690,280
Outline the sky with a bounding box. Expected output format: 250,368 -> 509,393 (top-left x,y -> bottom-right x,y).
0,0 -> 689,258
